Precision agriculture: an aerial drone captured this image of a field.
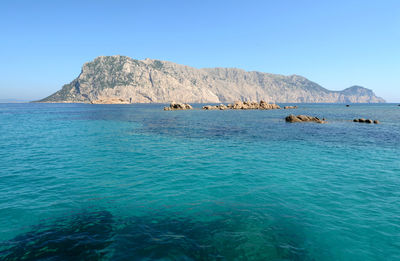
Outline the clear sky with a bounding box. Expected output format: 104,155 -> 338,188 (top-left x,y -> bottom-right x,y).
0,0 -> 399,102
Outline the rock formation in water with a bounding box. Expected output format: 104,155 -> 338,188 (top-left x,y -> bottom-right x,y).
39,55 -> 385,104
285,115 -> 327,124
353,118 -> 379,124
164,102 -> 193,111
202,101 -> 281,110
202,104 -> 228,110
229,100 -> 281,110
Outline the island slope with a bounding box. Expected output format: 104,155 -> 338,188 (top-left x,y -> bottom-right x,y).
39,56 -> 385,103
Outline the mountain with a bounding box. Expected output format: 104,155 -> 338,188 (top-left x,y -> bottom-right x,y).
39,55 -> 385,103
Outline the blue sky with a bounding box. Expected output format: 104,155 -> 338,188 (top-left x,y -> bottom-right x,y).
0,0 -> 399,102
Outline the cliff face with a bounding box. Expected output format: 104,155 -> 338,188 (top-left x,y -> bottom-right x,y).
40,55 -> 385,103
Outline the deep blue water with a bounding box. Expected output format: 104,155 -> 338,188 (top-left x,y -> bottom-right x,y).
0,103 -> 399,260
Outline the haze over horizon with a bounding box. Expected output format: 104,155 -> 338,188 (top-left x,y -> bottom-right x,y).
0,0 -> 399,102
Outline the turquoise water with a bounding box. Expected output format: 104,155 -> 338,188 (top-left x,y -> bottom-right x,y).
0,103 -> 399,260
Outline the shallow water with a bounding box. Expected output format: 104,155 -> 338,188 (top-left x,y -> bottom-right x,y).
0,103 -> 399,260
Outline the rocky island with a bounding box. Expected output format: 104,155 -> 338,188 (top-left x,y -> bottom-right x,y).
39,55 -> 385,104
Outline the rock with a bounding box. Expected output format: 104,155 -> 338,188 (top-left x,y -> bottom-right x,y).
284,106 -> 298,109
218,104 -> 228,110
202,104 -> 228,110
202,105 -> 215,110
225,100 -> 281,110
164,102 -> 193,111
285,114 -> 326,124
204,100 -> 281,110
232,101 -> 244,109
285,115 -> 302,123
354,118 -> 379,124
259,100 -> 281,109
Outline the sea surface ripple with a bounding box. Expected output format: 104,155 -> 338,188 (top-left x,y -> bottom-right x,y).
0,103 -> 399,260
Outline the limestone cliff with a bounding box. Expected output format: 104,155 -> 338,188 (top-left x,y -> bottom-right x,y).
39,55 -> 385,103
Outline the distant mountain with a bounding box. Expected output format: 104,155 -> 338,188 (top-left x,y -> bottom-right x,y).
39,56 -> 385,103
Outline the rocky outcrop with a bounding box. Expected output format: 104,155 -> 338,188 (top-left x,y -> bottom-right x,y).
164,102 -> 193,111
353,118 -> 379,124
202,104 -> 228,110
202,101 -> 280,110
228,100 -> 281,110
284,106 -> 298,109
38,56 -> 386,104
285,114 -> 326,124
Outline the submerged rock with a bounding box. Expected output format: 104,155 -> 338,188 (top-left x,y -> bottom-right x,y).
164,102 -> 193,111
0,211 -> 114,261
112,211 -> 310,261
283,106 -> 298,109
285,114 -> 326,123
1,210 -> 311,261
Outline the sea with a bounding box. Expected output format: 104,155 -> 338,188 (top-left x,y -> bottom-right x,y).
0,103 -> 399,260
